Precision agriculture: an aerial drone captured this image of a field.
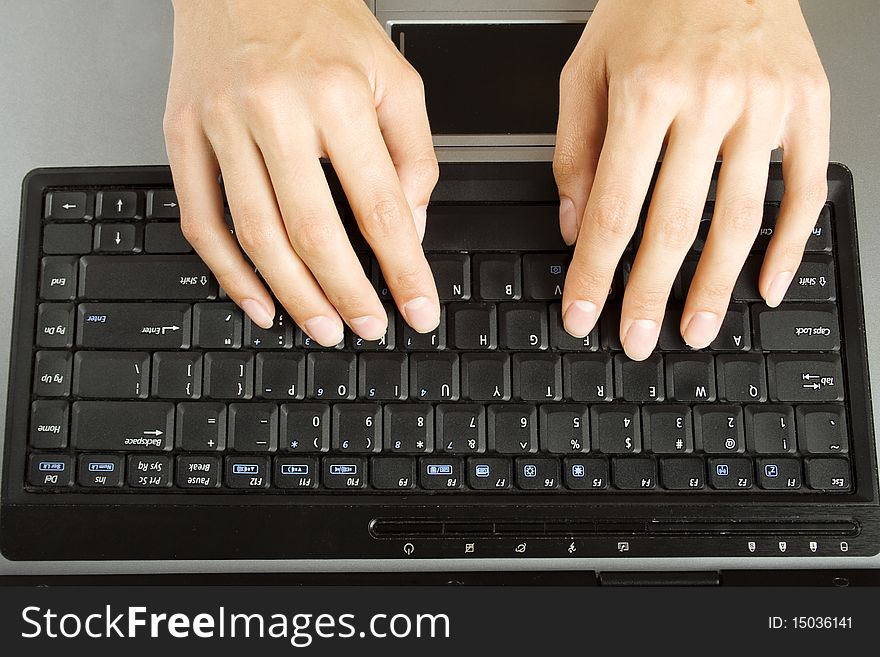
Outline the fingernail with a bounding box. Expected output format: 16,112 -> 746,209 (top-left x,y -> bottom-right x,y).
413,205 -> 428,242
350,314 -> 387,341
404,296 -> 440,333
240,299 -> 273,329
303,315 -> 344,347
623,319 -> 660,361
766,271 -> 793,308
559,196 -> 578,245
563,300 -> 598,337
683,311 -> 720,349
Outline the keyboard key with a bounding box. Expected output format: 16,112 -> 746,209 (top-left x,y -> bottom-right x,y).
498,302 -> 547,350
333,403 -> 381,453
78,255 -> 216,300
229,402 -> 278,452
539,404 -> 589,453
398,307 -> 446,350
710,305 -> 751,351
33,350 -> 72,397
224,455 -> 270,489
694,405 -> 745,453
419,457 -> 463,490
563,353 -> 613,402
204,352 -> 253,399
274,456 -> 319,489
753,304 -> 840,352
323,457 -> 366,489
94,223 -> 142,253
488,404 -> 538,454
307,352 -> 356,400
798,405 -> 848,454
256,352 -> 305,400
43,224 -> 92,254
768,354 -> 844,402
359,353 -> 407,400
176,402 -> 226,451
77,302 -> 192,349
29,400 -> 69,449
642,405 -> 692,454
45,191 -> 88,220
716,353 -> 767,402
36,303 -> 75,348
591,405 -> 640,454
384,404 -> 433,453
245,314 -> 293,349
549,303 -> 598,351
370,457 -> 416,490
474,253 -> 521,300
515,457 -> 560,490
660,458 -> 704,490
806,205 -> 833,252
349,306 -> 395,350
145,223 -> 192,253
72,401 -> 174,451
787,256 -> 836,301
410,352 -> 459,400
467,457 -> 511,490
804,458 -> 851,491
513,353 -> 562,401
146,189 -> 180,219
745,405 -> 796,454
708,457 -> 753,489
280,403 -> 330,453
97,190 -> 139,219
176,455 -> 221,489
564,458 -> 609,490
448,302 -> 497,350
127,454 -> 171,488
757,458 -> 801,490
523,254 -> 567,299
152,352 -> 202,399
612,458 -> 657,489
461,352 -> 510,401
428,254 -> 470,300
666,353 -> 716,402
193,303 -> 242,348
658,308 -> 688,351
435,404 -> 486,454
28,453 -> 74,487
40,256 -> 78,300
615,353 -> 664,402
78,454 -> 124,488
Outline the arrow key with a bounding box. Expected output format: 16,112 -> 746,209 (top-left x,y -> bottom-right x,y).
45,191 -> 88,221
147,189 -> 180,219
94,223 -> 142,252
97,191 -> 139,219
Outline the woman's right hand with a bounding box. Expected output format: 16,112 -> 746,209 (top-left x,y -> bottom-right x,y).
164,0 -> 441,346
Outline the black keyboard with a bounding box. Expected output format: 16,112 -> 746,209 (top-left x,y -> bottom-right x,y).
2,162 -> 878,561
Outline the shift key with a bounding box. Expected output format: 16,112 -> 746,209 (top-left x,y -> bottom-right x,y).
79,255 -> 216,300
71,401 -> 174,450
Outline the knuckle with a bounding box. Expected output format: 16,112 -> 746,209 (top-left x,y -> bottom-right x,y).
389,262 -> 427,294
407,155 -> 440,192
565,264 -> 611,298
200,90 -> 237,134
650,202 -> 699,249
179,216 -> 211,249
552,137 -> 585,183
361,194 -> 404,242
240,74 -> 287,122
624,286 -> 670,319
690,277 -> 733,306
292,216 -> 338,254
312,64 -> 365,114
716,195 -> 764,234
589,192 -> 638,239
618,61 -> 683,107
799,67 -> 831,105
162,106 -> 198,149
234,212 -> 275,254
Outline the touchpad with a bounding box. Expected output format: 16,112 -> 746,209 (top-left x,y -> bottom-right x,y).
392,22 -> 584,135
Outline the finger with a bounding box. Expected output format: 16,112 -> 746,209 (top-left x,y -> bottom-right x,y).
553,53 -> 608,245
251,123 -> 390,341
562,97 -> 671,341
164,120 -> 276,329
375,66 -> 439,242
760,95 -> 831,307
622,123 -> 722,359
206,126 -> 347,347
321,94 -> 441,334
681,132 -> 771,348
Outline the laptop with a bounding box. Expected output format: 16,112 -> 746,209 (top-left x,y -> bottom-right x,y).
1,0 -> 877,584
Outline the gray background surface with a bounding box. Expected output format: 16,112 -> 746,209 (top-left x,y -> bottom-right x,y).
0,0 -> 877,574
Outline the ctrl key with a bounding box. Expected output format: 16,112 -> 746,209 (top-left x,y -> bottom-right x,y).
127,454 -> 171,488
78,454 -> 123,487
28,453 -> 74,488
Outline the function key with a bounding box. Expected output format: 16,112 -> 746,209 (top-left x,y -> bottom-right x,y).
419,457 -> 463,490
806,205 -> 833,252
612,457 -> 657,490
370,456 -> 416,490
28,453 -> 74,487
323,457 -> 366,489
78,454 -> 124,488
275,456 -> 320,489
563,457 -> 609,490
515,457 -> 560,490
756,458 -> 801,490
97,190 -> 140,220
224,455 -> 270,489
147,189 -> 180,219
708,457 -> 753,490
467,457 -> 511,489
45,191 -> 88,221
659,457 -> 704,490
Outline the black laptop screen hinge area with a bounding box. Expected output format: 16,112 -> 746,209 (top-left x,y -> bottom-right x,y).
597,571 -> 721,587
